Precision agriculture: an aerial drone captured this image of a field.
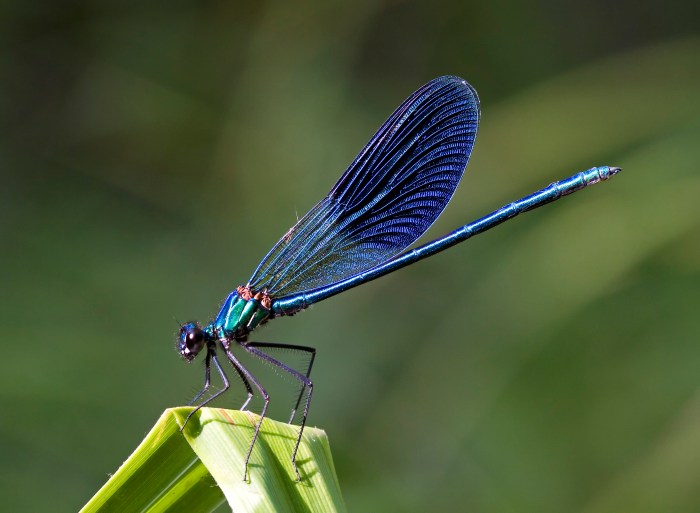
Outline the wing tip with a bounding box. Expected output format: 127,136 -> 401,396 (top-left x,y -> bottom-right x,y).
432,75 -> 480,110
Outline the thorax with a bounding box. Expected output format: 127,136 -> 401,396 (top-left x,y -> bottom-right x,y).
209,285 -> 271,340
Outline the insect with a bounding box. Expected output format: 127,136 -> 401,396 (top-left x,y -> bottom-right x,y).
178,76 -> 619,481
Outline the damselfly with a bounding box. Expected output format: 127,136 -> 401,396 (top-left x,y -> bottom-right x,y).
178,76 -> 619,481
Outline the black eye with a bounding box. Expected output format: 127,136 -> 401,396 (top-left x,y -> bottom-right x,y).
186,329 -> 204,349
178,323 -> 206,362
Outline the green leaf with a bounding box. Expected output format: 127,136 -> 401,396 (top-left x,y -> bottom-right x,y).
81,408 -> 346,513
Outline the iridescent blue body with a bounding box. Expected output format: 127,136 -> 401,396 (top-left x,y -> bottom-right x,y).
272,165 -> 618,315
177,76 -> 620,482
209,287 -> 271,340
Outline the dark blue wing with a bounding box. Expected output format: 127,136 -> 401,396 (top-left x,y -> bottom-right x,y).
248,76 -> 480,297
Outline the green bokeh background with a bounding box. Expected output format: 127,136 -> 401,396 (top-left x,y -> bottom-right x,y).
2,2 -> 699,512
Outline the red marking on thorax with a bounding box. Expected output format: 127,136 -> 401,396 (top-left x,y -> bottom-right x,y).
237,285 -> 271,310
237,285 -> 253,300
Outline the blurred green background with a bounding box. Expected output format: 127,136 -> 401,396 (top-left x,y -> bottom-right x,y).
2,1 -> 699,512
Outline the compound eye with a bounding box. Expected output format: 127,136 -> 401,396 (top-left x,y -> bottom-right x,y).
186,329 -> 204,350
179,322 -> 205,361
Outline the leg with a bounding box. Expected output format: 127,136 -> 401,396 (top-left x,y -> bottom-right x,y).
241,343 -> 313,481
185,341 -> 255,412
223,348 -> 270,482
186,349 -> 213,407
246,342 -> 316,423
229,359 -> 255,411
182,350 -> 230,429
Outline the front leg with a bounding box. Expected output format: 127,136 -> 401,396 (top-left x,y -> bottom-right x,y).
186,348 -> 213,408
182,348 -> 230,429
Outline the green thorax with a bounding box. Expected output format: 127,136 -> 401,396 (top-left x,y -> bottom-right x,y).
211,286 -> 271,340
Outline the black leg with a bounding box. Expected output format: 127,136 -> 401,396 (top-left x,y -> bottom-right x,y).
241,343 -> 313,481
246,342 -> 316,423
223,347 -> 269,482
182,351 -> 230,429
229,357 -> 255,411
186,349 -> 213,407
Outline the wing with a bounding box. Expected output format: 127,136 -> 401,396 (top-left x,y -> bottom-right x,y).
248,76 -> 480,298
